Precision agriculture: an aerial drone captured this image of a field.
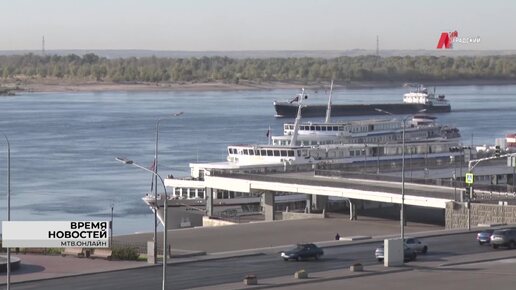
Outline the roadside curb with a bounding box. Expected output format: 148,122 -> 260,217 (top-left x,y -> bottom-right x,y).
315,227 -> 480,250
169,252 -> 265,265
228,267 -> 413,290
439,255 -> 516,267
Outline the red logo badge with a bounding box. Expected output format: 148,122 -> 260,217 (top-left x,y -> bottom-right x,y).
437,31 -> 458,49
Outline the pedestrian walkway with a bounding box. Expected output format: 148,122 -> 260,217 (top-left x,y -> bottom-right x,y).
0,254 -> 148,284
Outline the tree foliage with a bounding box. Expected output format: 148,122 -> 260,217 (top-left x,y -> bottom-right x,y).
1,53 -> 516,83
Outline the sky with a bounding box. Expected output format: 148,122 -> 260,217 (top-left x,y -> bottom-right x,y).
0,0 -> 515,51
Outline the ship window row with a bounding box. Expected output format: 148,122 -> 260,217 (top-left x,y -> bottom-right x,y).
351,134 -> 396,144
229,148 -> 296,157
172,188 -> 205,199
287,123 -> 399,132
349,149 -> 366,157
283,125 -> 344,132
298,125 -> 343,131
216,190 -> 260,199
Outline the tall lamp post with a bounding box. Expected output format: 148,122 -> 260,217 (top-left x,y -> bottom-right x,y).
375,109 -> 425,245
152,112 -> 183,264
2,134 -> 10,290
116,157 -> 170,290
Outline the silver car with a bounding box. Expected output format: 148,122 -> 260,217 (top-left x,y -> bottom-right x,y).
491,229 -> 516,249
375,245 -> 417,262
405,238 -> 428,254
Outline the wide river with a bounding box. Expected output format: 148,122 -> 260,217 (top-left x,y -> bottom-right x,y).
0,85 -> 515,234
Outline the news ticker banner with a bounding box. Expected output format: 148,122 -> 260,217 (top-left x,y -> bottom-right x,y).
2,221 -> 110,248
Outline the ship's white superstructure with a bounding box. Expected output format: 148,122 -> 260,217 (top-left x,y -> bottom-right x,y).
402,85 -> 449,107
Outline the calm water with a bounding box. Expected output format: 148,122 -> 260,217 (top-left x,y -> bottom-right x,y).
0,85 -> 515,234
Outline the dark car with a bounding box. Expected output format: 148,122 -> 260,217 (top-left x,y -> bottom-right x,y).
280,243 -> 324,261
375,245 -> 417,262
477,229 -> 495,245
490,229 -> 516,249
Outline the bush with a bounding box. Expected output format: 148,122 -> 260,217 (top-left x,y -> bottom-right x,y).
45,248 -> 63,255
112,246 -> 140,260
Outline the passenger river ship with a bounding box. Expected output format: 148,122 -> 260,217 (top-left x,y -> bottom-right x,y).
144,93 -> 463,228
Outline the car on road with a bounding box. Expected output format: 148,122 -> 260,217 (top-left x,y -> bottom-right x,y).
477,229 -> 495,245
404,238 -> 428,254
375,245 -> 417,262
280,243 -> 324,261
490,229 -> 516,249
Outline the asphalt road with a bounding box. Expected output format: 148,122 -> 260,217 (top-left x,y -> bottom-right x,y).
5,232 -> 499,290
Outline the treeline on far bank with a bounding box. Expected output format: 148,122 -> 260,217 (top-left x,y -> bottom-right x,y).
1,53 -> 516,84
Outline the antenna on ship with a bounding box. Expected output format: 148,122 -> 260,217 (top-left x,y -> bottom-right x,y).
290,88 -> 305,146
324,80 -> 334,124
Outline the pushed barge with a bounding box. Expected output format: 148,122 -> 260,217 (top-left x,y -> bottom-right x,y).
273,84 -> 451,118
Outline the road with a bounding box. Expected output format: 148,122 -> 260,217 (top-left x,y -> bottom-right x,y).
5,232 -> 498,290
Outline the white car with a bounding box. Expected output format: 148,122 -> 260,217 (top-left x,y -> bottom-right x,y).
405,238 -> 428,254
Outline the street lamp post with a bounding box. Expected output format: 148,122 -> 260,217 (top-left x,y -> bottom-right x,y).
2,134 -> 11,290
153,112 -> 183,264
116,157 -> 170,290
374,108 -> 426,247
400,115 -> 407,241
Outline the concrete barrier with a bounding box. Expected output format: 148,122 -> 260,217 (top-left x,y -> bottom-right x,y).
350,263 -> 363,272
282,212 -> 325,220
202,216 -> 237,227
62,248 -> 88,258
340,236 -> 372,241
243,274 -> 258,285
90,249 -> 112,260
294,269 -> 308,279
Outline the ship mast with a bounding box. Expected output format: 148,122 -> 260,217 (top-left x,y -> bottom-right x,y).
324,80 -> 334,124
290,88 -> 305,146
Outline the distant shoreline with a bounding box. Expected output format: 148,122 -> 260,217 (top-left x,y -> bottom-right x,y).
5,79 -> 516,94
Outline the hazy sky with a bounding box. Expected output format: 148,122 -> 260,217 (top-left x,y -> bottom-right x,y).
1,0 -> 514,51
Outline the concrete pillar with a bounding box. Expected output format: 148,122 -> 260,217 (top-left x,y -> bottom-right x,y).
147,241 -> 156,264
206,188 -> 213,217
384,238 -> 404,267
305,194 -> 312,213
312,195 -> 328,212
349,199 -> 358,221
262,192 -> 275,221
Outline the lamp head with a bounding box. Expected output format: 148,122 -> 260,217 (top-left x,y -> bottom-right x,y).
115,157 -> 133,164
